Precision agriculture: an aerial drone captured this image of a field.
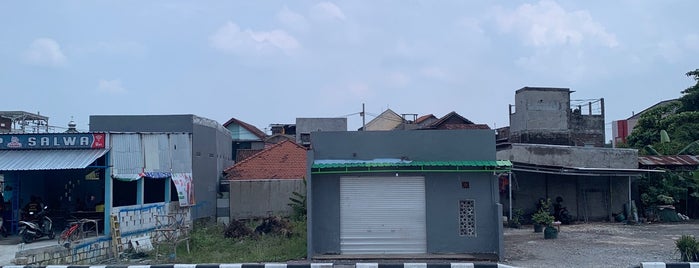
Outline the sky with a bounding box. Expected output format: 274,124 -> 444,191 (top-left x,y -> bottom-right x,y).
1,1 -> 697,140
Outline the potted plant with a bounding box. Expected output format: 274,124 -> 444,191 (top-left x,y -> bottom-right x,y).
531,209 -> 554,233
531,198 -> 556,237
508,208 -> 524,228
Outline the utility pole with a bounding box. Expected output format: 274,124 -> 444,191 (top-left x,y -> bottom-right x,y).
361,103 -> 366,131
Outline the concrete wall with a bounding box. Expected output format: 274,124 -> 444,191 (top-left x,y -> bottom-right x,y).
310,171 -> 501,256
229,179 -> 305,219
426,173 -> 500,254
15,202 -> 190,265
89,115 -> 233,220
501,172 -> 631,222
295,118 -> 347,144
309,130 -> 500,258
570,113 -> 605,147
510,87 -> 570,133
312,130 -> 495,161
497,143 -> 638,169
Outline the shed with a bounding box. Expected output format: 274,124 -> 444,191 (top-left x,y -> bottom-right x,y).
308,130 -> 510,260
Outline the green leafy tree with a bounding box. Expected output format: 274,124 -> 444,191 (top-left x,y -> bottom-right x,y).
679,69 -> 699,112
626,69 -> 699,215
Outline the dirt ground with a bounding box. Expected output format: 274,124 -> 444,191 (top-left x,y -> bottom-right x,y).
502,220 -> 699,268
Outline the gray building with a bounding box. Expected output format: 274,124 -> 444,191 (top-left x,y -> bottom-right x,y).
295,117 -> 347,147
308,130 -> 511,260
89,114 -> 233,220
497,143 -> 648,222
508,87 -> 605,147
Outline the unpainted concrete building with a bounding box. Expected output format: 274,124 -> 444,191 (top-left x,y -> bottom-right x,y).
508,87 -> 605,147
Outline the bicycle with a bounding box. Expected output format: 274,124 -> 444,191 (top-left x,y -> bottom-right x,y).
58,218 -> 97,247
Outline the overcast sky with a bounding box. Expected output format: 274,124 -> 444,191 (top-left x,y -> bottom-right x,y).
1,1 -> 697,139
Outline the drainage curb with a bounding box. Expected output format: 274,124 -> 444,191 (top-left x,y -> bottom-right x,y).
1,263 -> 518,268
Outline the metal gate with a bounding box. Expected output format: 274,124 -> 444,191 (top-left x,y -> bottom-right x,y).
340,176 -> 426,254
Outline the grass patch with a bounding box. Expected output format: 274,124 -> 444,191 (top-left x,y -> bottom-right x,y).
155,219 -> 307,263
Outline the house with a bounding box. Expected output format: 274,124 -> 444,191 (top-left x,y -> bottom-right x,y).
89,114 -> 233,220
308,130 -> 511,260
295,117 -> 347,147
421,111 -> 490,130
223,140 -> 307,220
222,117 -> 267,162
498,87 -> 651,222
497,143 -> 648,222
508,87 -> 605,147
358,109 -> 404,131
1,131 -> 194,264
611,99 -> 679,147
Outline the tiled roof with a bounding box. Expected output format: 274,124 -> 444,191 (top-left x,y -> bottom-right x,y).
222,117 -> 267,139
235,149 -> 264,162
422,111 -> 490,130
224,140 -> 307,180
415,114 -> 437,124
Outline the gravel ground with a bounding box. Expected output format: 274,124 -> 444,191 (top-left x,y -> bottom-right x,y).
502,221 -> 699,268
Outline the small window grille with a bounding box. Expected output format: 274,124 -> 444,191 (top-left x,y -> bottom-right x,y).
459,199 -> 476,237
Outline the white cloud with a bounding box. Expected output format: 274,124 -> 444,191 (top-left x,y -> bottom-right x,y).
494,0 -> 618,48
22,38 -> 67,67
310,2 -> 346,21
98,79 -> 126,94
209,21 -> 301,55
277,7 -> 309,32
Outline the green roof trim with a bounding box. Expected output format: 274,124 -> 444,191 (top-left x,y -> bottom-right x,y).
311,160 -> 512,174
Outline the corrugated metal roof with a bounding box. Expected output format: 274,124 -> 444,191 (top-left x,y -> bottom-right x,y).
639,155 -> 699,166
312,159 -> 511,168
0,149 -> 108,171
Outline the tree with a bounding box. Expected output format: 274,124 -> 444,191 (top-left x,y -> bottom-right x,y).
626,69 -> 699,217
679,69 -> 699,112
626,69 -> 699,154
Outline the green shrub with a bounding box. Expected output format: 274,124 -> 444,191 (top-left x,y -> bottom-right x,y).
676,235 -> 699,261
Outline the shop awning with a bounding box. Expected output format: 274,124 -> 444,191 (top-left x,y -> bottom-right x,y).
312,159 -> 512,174
0,149 -> 108,171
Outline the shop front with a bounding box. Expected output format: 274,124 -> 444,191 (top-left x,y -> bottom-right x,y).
0,132 -> 108,234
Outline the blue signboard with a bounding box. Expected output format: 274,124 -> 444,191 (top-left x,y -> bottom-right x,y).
0,133 -> 106,150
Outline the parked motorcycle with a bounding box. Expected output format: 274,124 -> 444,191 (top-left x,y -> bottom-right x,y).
19,206 -> 55,243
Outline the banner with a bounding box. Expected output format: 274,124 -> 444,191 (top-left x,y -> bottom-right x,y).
0,133 -> 106,150
171,173 -> 195,207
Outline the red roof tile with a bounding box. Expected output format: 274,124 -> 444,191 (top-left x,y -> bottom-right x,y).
224,140 -> 307,180
415,114 -> 437,124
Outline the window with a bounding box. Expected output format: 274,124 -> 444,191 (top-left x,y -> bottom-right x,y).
459,199 -> 476,237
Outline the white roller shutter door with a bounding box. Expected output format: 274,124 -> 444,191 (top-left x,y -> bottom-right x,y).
340,176 -> 426,254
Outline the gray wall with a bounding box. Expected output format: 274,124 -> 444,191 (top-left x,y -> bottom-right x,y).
89,114 -> 233,220
229,179 -> 305,219
295,118 -> 347,144
510,87 -> 570,133
497,143 -> 638,169
309,130 -> 500,257
502,172 -> 631,222
312,130 -> 495,161
426,173 -> 499,254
